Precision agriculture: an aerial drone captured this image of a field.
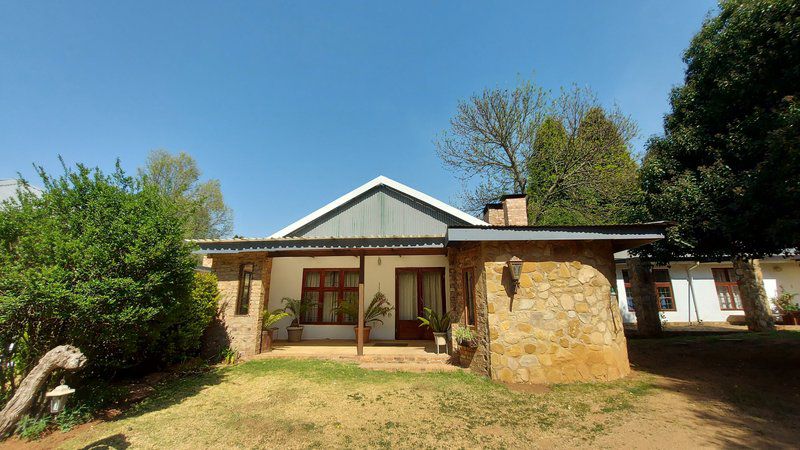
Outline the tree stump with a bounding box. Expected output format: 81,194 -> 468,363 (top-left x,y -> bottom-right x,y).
626,257 -> 663,338
733,258 -> 776,332
0,345 -> 86,438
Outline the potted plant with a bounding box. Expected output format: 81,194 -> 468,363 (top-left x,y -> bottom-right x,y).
418,307 -> 452,354
333,290 -> 394,343
453,326 -> 477,368
283,297 -> 313,342
774,289 -> 800,325
260,308 -> 290,352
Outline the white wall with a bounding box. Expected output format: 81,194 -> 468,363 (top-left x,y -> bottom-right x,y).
267,254 -> 450,340
616,260 -> 800,324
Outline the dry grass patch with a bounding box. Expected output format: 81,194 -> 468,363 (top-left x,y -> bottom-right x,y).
59,359 -> 655,449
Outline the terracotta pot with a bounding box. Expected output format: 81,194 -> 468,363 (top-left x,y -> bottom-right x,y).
287,326 -> 304,342
458,344 -> 477,368
782,311 -> 800,325
260,328 -> 278,353
353,326 -> 372,343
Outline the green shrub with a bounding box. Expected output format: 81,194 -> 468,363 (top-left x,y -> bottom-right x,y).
0,162 -> 201,375
16,415 -> 49,440
55,404 -> 93,432
159,272 -> 219,362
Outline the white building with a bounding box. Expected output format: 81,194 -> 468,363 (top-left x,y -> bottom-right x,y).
614,253 -> 800,324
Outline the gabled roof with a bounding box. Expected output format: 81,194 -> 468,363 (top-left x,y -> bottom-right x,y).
0,179 -> 43,203
270,175 -> 487,238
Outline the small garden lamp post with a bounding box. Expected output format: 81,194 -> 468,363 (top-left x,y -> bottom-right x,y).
45,380 -> 75,414
507,256 -> 523,293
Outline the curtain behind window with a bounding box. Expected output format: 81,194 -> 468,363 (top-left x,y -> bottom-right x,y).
398,272 -> 417,320
422,271 -> 443,315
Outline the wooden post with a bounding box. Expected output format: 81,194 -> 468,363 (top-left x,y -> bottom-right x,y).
357,254 -> 365,356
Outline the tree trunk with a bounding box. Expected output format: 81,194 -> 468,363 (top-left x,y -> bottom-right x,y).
0,345 -> 86,438
732,258 -> 776,332
626,258 -> 663,338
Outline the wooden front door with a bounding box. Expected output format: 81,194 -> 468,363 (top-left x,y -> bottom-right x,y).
395,267 -> 446,340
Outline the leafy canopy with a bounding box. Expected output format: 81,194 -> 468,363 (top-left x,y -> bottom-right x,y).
139,150 -> 233,239
0,162 -> 215,375
637,0 -> 800,262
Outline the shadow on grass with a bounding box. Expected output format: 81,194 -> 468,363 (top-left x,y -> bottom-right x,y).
627,330 -> 800,448
79,433 -> 130,449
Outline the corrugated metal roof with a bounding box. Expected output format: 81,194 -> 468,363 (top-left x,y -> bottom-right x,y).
0,179 -> 43,204
447,223 -> 668,242
288,185 -> 472,238
192,236 -> 446,254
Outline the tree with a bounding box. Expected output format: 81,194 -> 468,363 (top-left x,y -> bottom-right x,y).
435,80 -> 639,222
139,150 -> 233,239
526,90 -> 639,225
637,0 -> 800,331
0,162 -> 215,383
435,79 -> 548,212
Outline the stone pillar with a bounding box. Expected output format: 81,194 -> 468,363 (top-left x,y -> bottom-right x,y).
733,258 -> 775,331
626,258 -> 662,338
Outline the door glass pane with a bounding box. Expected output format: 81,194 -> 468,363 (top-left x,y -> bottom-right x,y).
397,271 -> 418,320
324,271 -> 339,288
422,271 -> 443,315
344,271 -> 359,288
305,271 -> 320,287
303,291 -> 319,322
322,292 -> 337,322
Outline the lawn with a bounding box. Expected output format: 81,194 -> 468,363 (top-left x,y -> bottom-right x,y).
52,359 -> 653,449
5,330 -> 800,449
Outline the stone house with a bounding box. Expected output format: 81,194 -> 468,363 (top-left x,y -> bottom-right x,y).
194,176 -> 666,384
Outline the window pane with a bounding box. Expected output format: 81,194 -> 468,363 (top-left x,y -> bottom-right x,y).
397,272 -> 418,320
322,292 -> 337,322
731,286 -> 743,309
657,287 -> 673,309
238,271 -> 252,315
344,271 -> 359,288
422,271 -> 443,315
464,271 -> 475,326
626,292 -> 635,311
342,291 -> 358,324
621,270 -> 630,284
324,271 -> 339,288
305,271 -> 320,288
303,291 -> 319,322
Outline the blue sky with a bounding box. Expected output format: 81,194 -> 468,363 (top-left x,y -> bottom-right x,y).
0,1 -> 717,237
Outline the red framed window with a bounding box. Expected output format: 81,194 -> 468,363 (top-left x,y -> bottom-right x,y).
301,269 -> 359,324
653,269 -> 676,311
713,268 -> 743,310
463,269 -> 476,326
236,263 -> 254,315
621,268 -> 675,311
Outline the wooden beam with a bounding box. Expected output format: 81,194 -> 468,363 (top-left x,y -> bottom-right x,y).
267,248 -> 445,258
357,254 -> 365,356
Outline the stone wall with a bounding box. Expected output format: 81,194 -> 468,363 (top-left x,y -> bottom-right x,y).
207,252 -> 272,358
448,244 -> 491,376
482,241 -> 630,384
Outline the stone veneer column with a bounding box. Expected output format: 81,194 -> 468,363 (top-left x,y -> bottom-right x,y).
625,258 -> 662,338
209,253 -> 272,357
483,241 -> 630,384
733,258 -> 775,331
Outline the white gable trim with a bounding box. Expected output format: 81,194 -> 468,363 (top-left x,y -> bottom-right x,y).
269,175 -> 488,238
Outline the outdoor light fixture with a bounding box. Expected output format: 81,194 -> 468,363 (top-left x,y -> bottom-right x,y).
507,256 -> 523,291
45,379 -> 75,414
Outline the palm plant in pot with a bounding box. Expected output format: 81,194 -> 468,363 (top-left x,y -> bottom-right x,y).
260,308 -> 290,352
283,297 -> 313,342
453,326 -> 477,368
418,307 -> 452,354
333,290 -> 394,343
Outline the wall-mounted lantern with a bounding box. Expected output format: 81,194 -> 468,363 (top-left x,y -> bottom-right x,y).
507,256 -> 523,292
45,379 -> 75,414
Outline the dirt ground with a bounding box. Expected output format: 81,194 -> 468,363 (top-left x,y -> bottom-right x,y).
2,330 -> 799,449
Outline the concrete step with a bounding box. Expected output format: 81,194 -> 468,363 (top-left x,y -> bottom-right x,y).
358,362 -> 462,372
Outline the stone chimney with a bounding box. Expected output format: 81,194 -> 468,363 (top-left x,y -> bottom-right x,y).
482,194 -> 528,226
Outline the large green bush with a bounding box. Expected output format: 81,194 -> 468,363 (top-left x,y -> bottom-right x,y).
0,163 -> 214,377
